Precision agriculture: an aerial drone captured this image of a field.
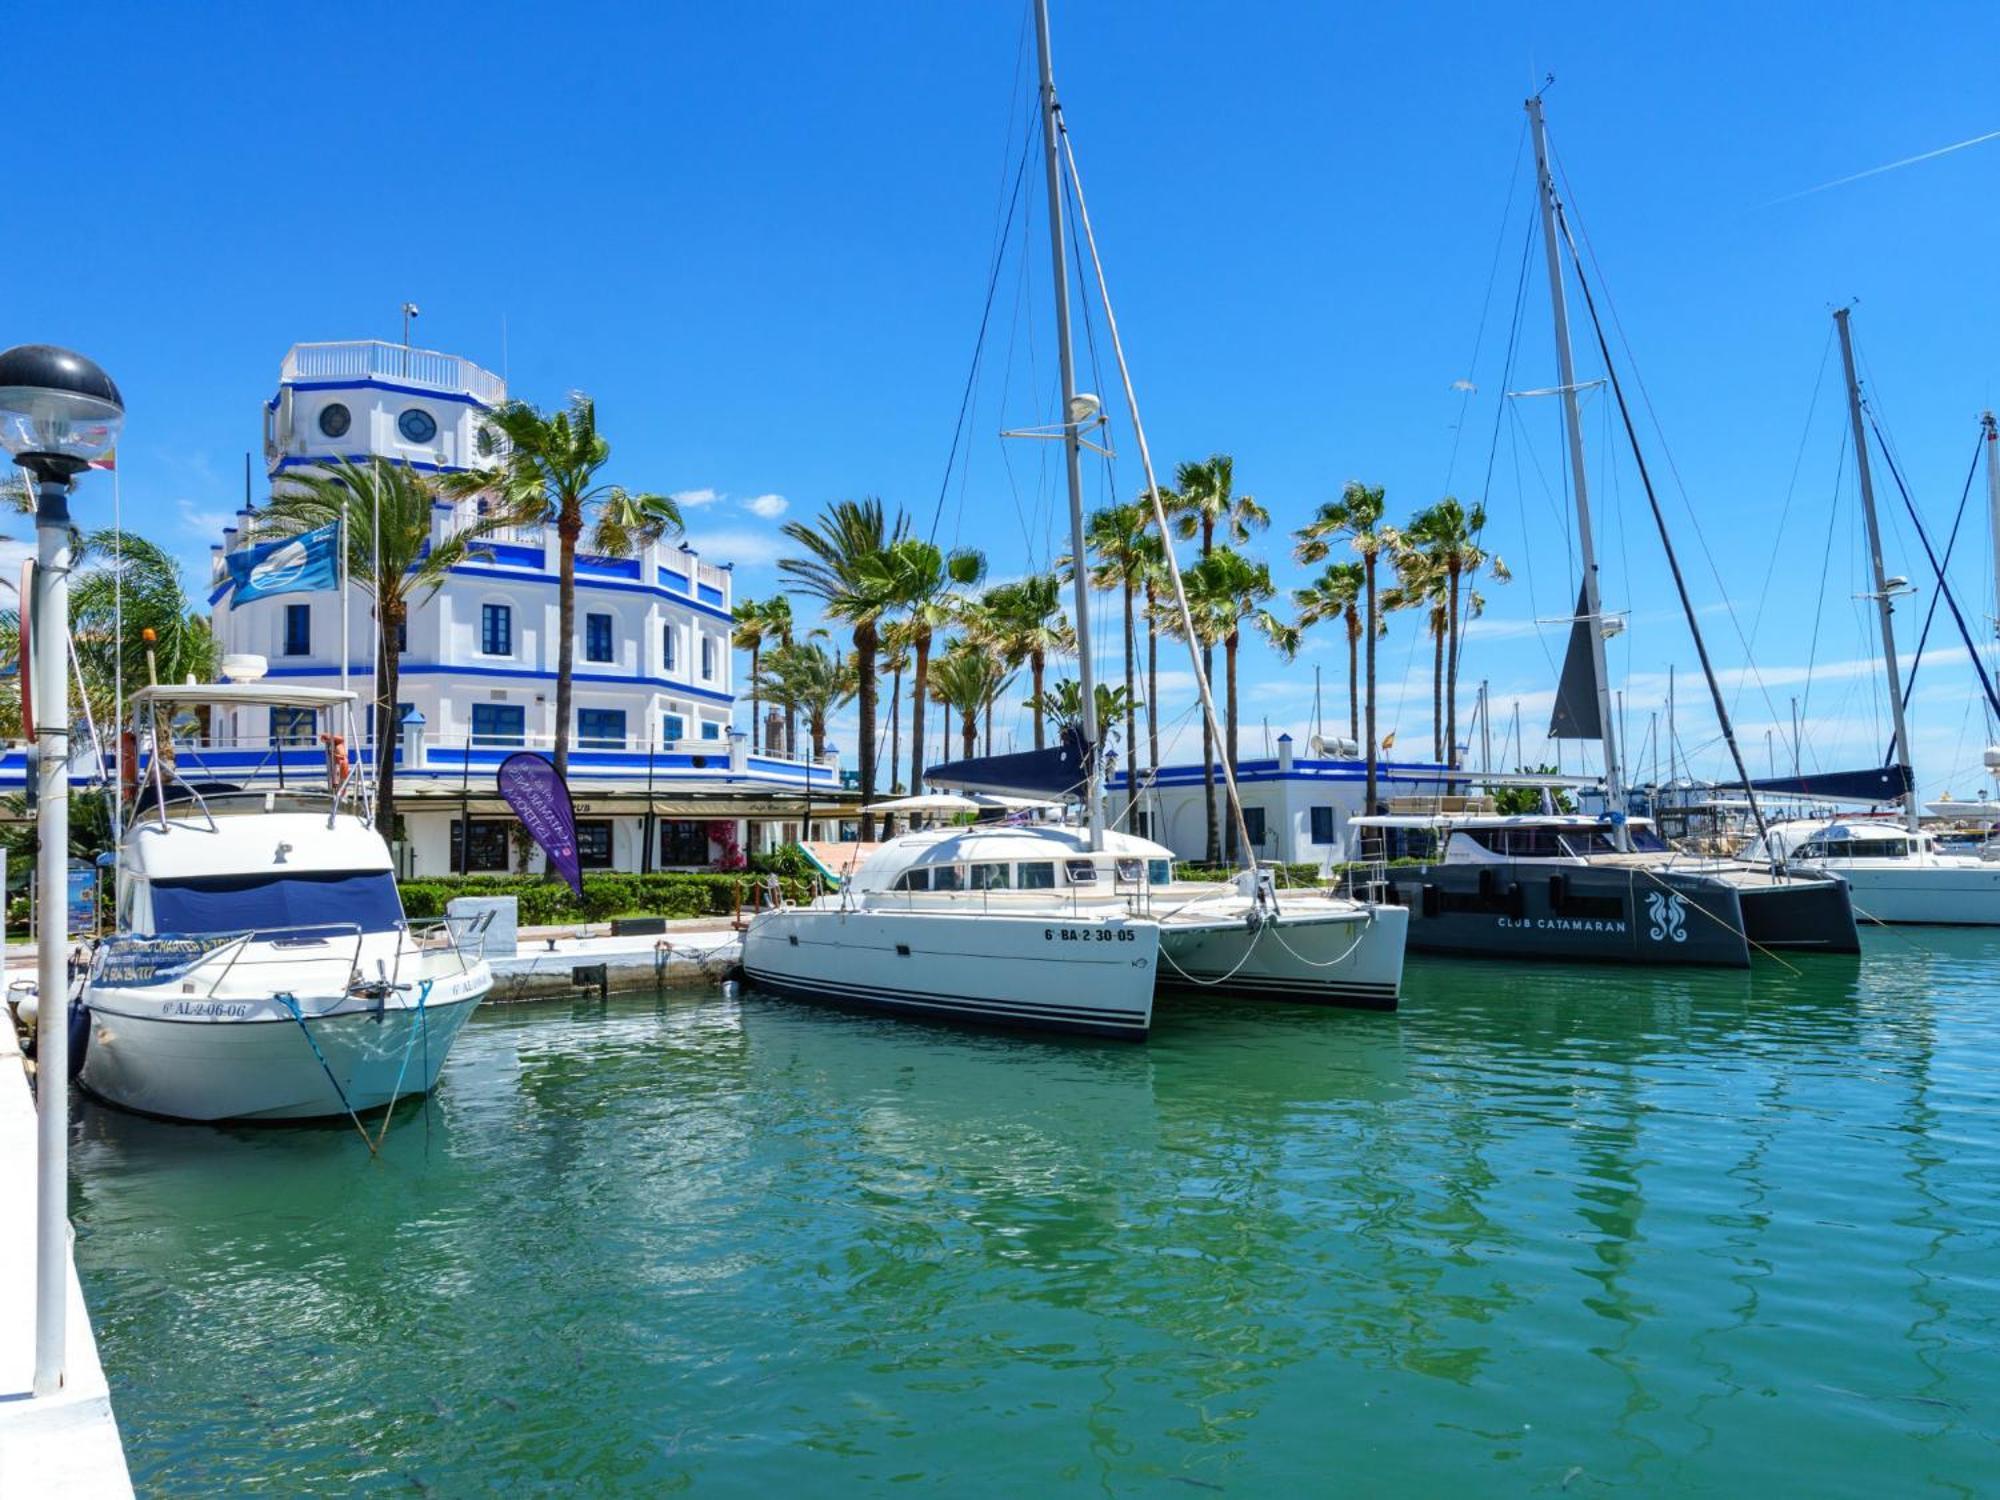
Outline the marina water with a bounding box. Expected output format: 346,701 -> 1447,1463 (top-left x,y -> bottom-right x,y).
71,934 -> 1999,1494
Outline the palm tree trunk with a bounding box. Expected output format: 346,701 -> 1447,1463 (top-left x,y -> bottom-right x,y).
1346,613 -> 1360,742
378,597 -> 402,842
554,503 -> 581,779
1432,621 -> 1444,763
962,708 -> 977,760
855,622 -> 879,841
1223,631 -> 1240,864
939,698 -> 951,763
811,713 -> 827,759
749,643 -> 762,753
1122,575 -> 1137,825
1201,713 -> 1219,866
887,665 -> 902,794
1031,651 -> 1046,749
1364,552 -> 1378,814
910,633 -> 930,797
1146,584 -> 1159,822
1446,564 -> 1462,771
984,693 -> 993,755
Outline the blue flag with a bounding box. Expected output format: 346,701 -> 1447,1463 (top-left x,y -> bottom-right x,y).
226,523 -> 340,602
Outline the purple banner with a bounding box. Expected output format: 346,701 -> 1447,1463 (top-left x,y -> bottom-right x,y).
497,752 -> 583,897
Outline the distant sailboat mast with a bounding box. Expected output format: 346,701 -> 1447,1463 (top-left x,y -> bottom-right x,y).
1984,410 -> 2000,673
1033,0 -> 1105,852
1833,307 -> 1921,835
1527,92 -> 1627,846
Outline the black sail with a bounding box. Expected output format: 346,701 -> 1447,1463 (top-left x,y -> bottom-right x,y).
1547,583 -> 1602,740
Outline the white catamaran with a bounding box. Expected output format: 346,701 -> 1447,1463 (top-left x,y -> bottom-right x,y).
740,0 -> 1408,1038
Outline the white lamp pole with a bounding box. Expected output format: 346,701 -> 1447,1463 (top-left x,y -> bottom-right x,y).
0,344 -> 124,1397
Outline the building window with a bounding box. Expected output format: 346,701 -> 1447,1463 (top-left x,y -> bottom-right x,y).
577,708 -> 626,749
1242,807 -> 1267,849
396,619 -> 409,654
317,403 -> 351,439
662,713 -> 686,743
450,819 -> 511,873
700,636 -> 715,679
659,820 -> 709,866
270,707 -> 316,746
1309,806 -> 1336,846
700,721 -> 721,741
471,703 -> 525,747
585,612 -> 614,663
283,604 -> 311,657
398,408 -> 437,444
576,820 -> 614,870
366,702 -> 416,740
480,603 -> 512,656
662,625 -> 677,671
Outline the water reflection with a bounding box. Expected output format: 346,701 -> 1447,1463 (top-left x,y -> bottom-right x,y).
69,933 -> 2000,1494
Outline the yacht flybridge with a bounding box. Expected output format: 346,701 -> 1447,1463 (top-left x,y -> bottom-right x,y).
740,0 -> 1409,1039
78,683 -> 492,1123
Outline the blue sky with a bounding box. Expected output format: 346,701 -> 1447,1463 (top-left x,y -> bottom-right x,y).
12,2 -> 2000,797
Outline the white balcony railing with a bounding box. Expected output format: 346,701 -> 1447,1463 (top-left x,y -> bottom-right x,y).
282,341 -> 507,407
694,559 -> 729,594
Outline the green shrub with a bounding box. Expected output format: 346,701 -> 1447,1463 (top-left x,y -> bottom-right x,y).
1172,862 -> 1331,886
396,872 -> 811,925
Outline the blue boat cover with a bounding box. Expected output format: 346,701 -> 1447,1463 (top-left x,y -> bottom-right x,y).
149,870 -> 405,935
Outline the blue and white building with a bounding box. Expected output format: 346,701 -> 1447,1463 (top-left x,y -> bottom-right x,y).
198,339 -> 850,876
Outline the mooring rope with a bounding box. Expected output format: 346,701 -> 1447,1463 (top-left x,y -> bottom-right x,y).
368,978 -> 433,1153
274,990 -> 376,1153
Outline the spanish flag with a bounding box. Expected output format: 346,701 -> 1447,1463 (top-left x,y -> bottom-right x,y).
87,447 -> 116,472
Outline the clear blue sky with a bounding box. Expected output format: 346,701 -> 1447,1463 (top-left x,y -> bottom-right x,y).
13,1 -> 2000,796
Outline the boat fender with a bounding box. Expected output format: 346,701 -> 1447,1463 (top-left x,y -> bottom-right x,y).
323,733 -> 349,792
1477,868 -> 1497,902
66,998 -> 90,1078
1548,874 -> 1568,910
1507,882 -> 1527,920
119,730 -> 139,805
1420,883 -> 1441,919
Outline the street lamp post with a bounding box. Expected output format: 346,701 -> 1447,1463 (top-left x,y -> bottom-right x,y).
0,344 -> 124,1397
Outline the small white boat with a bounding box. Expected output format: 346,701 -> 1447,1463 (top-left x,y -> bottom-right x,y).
78,683 -> 492,1123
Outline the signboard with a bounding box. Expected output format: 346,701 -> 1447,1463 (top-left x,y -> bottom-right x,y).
94,933 -> 242,988
67,860 -> 97,937
497,752 -> 583,896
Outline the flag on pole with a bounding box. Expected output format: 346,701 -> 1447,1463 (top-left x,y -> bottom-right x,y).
224,523 -> 340,602
497,752 -> 584,897
87,447 -> 116,472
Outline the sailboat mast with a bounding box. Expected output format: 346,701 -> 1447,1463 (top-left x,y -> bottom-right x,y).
1833,307 -> 1920,834
1527,94 -> 1625,844
1033,0 -> 1104,851
1984,411 -> 2000,676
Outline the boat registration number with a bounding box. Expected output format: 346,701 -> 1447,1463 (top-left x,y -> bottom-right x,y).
1045,927 -> 1139,943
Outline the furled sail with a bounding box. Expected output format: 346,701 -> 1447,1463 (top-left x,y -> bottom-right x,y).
923,729 -> 1091,800
1547,584 -> 1602,740
1737,763 -> 1914,804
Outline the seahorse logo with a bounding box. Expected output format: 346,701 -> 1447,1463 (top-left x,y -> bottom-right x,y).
1646,890 -> 1688,943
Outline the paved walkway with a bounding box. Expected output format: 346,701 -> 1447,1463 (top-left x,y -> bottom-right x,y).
0,1029 -> 133,1497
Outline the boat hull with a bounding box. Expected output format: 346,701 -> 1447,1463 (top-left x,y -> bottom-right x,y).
1378,863 -> 1752,966
1157,902 -> 1407,1009
1800,861 -> 2000,927
740,906 -> 1158,1039
1733,873 -> 1862,950
79,967 -> 489,1122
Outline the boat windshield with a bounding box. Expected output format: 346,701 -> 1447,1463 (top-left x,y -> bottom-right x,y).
149,870 -> 405,936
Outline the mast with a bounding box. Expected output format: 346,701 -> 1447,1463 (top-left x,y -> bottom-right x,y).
1833,307 -> 1920,833
1527,93 -> 1626,846
1033,0 -> 1104,851
1985,410 -> 2000,672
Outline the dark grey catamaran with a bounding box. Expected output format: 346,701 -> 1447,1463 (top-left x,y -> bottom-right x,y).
1348,92 -> 1858,969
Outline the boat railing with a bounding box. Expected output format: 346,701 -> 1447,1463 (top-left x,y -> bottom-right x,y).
407,914 -> 487,978
94,922 -> 371,1000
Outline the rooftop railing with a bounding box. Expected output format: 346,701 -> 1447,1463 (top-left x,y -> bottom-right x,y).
282,341 -> 507,406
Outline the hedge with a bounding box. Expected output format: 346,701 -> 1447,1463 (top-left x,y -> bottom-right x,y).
1173,862 -> 1343,886
397,872 -> 813,926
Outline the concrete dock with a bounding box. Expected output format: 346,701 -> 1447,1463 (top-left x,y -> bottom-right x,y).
0,1028 -> 133,1498
484,922 -> 743,1002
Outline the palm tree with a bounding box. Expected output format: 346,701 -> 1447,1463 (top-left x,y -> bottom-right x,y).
779,498 -> 907,838
261,457 -> 503,835
1295,481 -> 1396,813
867,537 -> 985,799
878,624 -> 913,796
931,644 -> 1016,761
976,573 -> 1072,749
1405,497 -> 1508,769
754,640 -> 857,760
1081,501 -> 1150,825
732,597 -> 778,752
65,530 -> 217,736
440,395 -> 680,780
757,594 -> 797,754
1293,562 -> 1368,745
1181,547 -> 1283,862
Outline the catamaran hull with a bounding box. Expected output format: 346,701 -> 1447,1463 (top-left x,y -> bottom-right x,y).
741,907 -> 1158,1039
79,974 -> 489,1122
1379,864 -> 1752,966
1157,904 -> 1408,1009
1734,875 -> 1862,950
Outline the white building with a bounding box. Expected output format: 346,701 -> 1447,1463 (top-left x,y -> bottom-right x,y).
1115,736 -> 1451,867
197,339 -> 852,876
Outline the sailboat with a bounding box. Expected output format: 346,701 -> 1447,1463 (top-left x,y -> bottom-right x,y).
1743,329 -> 2000,924
1352,93 -> 1859,967
739,0 -> 1408,1036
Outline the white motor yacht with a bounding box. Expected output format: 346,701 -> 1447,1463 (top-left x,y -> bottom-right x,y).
78,684 -> 492,1123
1747,817 -> 2000,927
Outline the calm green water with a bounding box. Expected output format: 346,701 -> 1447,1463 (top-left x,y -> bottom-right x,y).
71,934 -> 2000,1496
